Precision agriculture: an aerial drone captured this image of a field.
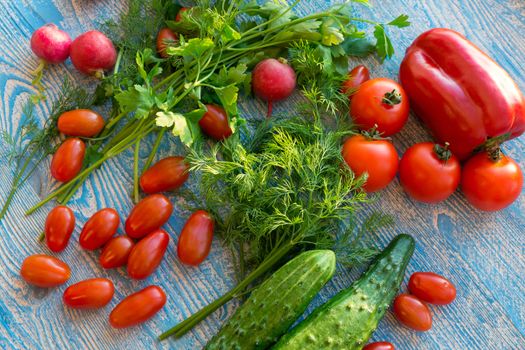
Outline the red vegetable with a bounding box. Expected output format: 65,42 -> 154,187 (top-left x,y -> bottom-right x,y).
175,7 -> 190,22
20,254 -> 70,287
252,58 -> 296,117
342,134 -> 398,192
70,30 -> 117,76
461,151 -> 523,211
342,65 -> 370,96
50,138 -> 86,182
58,109 -> 105,137
400,28 -> 525,160
408,272 -> 456,305
127,229 -> 169,279
156,28 -> 178,59
177,210 -> 214,266
44,206 -> 75,252
79,208 -> 120,250
199,104 -> 233,140
140,156 -> 189,194
125,194 -> 173,239
63,278 -> 114,309
363,342 -> 395,350
30,24 -> 71,64
99,236 -> 135,269
350,78 -> 409,136
399,143 -> 461,203
109,286 -> 166,328
393,294 -> 432,331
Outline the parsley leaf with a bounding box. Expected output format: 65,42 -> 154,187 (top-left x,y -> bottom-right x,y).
388,14 -> 411,28
373,25 -> 394,62
115,85 -> 156,118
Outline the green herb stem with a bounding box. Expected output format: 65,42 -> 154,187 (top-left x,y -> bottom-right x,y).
158,240 -> 294,340
133,138 -> 141,203
142,129 -> 165,174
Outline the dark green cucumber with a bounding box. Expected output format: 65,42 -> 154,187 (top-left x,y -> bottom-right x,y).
273,234 -> 415,350
205,250 -> 336,350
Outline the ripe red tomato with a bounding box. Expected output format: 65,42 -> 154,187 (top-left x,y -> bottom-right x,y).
350,78 -> 409,136
125,194 -> 173,239
127,229 -> 169,279
140,156 -> 189,194
156,28 -> 178,59
99,236 -> 135,269
20,254 -> 70,287
57,109 -> 105,137
50,138 -> 85,182
175,7 -> 189,22
79,208 -> 120,250
342,65 -> 370,96
109,285 -> 166,328
341,134 -> 399,192
393,294 -> 432,331
177,210 -> 214,266
399,143 -> 461,203
461,152 -> 523,211
363,342 -> 395,350
63,278 -> 114,309
408,272 -> 456,305
45,206 -> 75,252
199,104 -> 233,140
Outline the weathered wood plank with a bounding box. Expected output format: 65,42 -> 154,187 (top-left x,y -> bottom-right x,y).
0,0 -> 523,349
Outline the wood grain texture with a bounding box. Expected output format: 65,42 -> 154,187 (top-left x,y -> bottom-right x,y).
0,0 -> 524,349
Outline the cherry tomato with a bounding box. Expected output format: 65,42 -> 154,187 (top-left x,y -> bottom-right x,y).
461,152 -> 523,211
50,138 -> 85,182
99,236 -> 135,269
79,208 -> 120,250
156,28 -> 178,59
342,65 -> 370,96
63,278 -> 114,309
199,104 -> 233,140
109,285 -> 166,328
342,134 -> 399,192
20,254 -> 70,287
127,229 -> 169,279
45,206 -> 75,252
393,294 -> 432,331
175,7 -> 189,22
125,194 -> 173,239
363,342 -> 395,350
177,210 -> 214,266
408,272 -> 456,305
57,109 -> 105,137
350,78 -> 409,136
140,156 -> 189,194
399,143 -> 461,203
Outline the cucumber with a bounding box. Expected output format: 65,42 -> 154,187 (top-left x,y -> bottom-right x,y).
273,234 -> 415,350
205,249 -> 336,350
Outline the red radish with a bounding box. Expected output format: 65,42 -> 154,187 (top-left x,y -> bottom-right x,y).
252,58 -> 296,117
31,24 -> 71,64
70,30 -> 117,77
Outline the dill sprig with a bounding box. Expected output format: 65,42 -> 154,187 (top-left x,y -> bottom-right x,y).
160,103 -> 391,339
0,80 -> 94,219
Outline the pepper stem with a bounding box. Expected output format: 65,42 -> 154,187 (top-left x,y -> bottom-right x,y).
382,89 -> 402,106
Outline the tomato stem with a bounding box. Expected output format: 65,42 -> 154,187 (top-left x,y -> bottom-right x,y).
158,240 -> 294,340
382,89 -> 402,106
433,142 -> 452,162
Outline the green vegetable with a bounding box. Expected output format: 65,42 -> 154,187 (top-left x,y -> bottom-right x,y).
158,105 -> 393,339
15,0 -> 409,218
206,250 -> 336,350
273,234 -> 415,350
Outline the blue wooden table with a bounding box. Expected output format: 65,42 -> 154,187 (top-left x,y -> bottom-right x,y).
1,1 -> 524,349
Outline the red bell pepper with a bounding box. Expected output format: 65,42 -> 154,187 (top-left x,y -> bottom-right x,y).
399,28 -> 525,160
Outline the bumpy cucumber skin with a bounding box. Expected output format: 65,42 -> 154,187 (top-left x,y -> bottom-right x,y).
205,250 -> 336,350
273,234 -> 415,350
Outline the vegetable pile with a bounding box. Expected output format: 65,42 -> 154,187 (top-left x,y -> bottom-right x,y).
2,0 -> 524,348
